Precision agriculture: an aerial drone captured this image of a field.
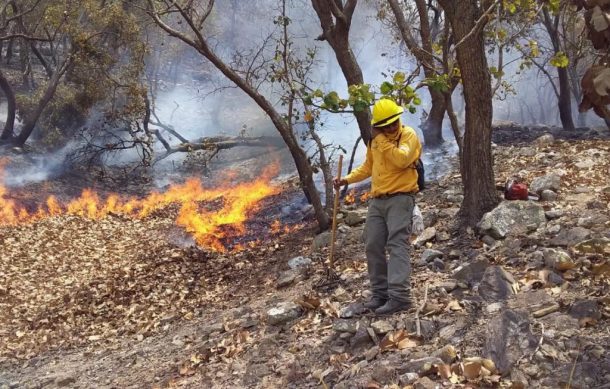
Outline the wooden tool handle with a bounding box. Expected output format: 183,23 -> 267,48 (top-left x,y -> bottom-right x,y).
329,154 -> 343,270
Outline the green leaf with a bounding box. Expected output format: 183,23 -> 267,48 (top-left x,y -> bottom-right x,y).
352,100 -> 369,112
380,81 -> 394,95
413,97 -> 421,106
550,52 -> 569,68
393,72 -> 406,84
408,106 -> 416,114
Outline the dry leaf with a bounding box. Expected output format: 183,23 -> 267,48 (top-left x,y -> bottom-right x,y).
446,300 -> 463,312
463,361 -> 482,379
437,363 -> 452,379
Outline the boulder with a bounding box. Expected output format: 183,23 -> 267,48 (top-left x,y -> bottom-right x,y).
345,209 -> 367,226
421,249 -> 443,263
266,302 -> 302,325
530,173 -> 561,194
477,201 -> 546,239
453,257 -> 490,285
287,256 -> 312,270
483,310 -> 537,375
478,266 -> 516,302
549,227 -> 592,247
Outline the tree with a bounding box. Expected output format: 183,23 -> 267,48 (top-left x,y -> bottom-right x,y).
310,0 -> 373,145
146,0 -> 331,230
436,0 -> 499,225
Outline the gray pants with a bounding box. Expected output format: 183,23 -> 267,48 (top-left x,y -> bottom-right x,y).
364,194 -> 414,303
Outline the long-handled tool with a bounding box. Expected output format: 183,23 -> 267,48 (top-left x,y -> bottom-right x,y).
327,154 -> 343,279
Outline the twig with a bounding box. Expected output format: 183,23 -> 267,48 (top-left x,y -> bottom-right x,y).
328,154 -> 343,278
529,321 -> 545,362
415,284 -> 429,337
566,347 -> 580,389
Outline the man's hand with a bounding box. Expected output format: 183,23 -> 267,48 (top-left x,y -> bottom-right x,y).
371,127 -> 383,139
333,178 -> 348,189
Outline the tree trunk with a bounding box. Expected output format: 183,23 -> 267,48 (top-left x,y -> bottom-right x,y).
0,69 -> 16,140
438,0 -> 499,226
542,9 -> 575,131
14,59 -> 70,146
389,0 -> 445,146
310,0 -> 371,145
577,111 -> 587,128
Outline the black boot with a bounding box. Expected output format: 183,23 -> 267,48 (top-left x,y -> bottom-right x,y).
363,297 -> 387,311
374,299 -> 411,315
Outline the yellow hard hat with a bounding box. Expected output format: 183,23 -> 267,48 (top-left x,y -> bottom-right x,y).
371,99 -> 404,127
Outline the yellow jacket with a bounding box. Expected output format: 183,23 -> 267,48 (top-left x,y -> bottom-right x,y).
345,124 -> 422,197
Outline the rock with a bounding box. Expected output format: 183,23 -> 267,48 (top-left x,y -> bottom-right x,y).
398,372 -> 419,385
549,227 -> 592,247
400,357 -> 444,376
540,189 -> 558,201
546,271 -> 565,286
414,227 -> 436,246
438,281 -> 458,292
404,318 -> 436,340
433,345 -> 458,364
453,257 -> 490,285
266,302 -> 302,325
574,237 -> 610,254
276,270 -> 298,288
287,256 -> 312,270
448,250 -> 461,259
483,310 -> 537,374
421,249 -> 443,262
54,376 -> 77,387
478,266 -> 516,302
344,209 -> 367,226
530,173 -> 561,194
340,302 -> 367,319
545,209 -> 564,219
546,224 -> 561,235
371,320 -> 394,335
446,194 -> 464,203
520,147 -> 536,156
365,345 -> 380,361
477,201 -> 546,239
542,248 -> 576,271
414,377 -> 437,389
540,313 -> 580,333
312,231 -> 331,251
569,300 -> 601,321
349,324 -> 374,353
577,214 -> 610,229
436,231 -> 451,241
333,319 -> 358,334
427,258 -> 445,272
535,133 -> 555,145
481,235 -> 496,246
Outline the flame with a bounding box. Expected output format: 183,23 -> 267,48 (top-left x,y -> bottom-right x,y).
344,189 -> 356,205
360,192 -> 371,202
0,163 -> 291,252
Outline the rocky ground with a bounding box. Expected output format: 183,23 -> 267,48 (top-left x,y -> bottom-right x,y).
1,127 -> 609,389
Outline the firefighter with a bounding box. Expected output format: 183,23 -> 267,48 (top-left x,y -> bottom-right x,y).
334,99 -> 422,315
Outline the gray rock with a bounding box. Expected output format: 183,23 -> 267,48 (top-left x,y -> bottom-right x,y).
574,186 -> 590,194
54,376 -> 77,387
371,320 -> 394,335
266,302 -> 302,325
438,281 -> 458,292
540,189 -> 558,201
540,313 -> 579,333
398,372 -> 419,385
535,133 -> 555,145
333,319 -> 358,333
311,231 -> 331,251
546,271 -> 565,286
569,300 -> 601,321
421,249 -> 443,262
446,194 -> 464,203
543,248 -> 576,271
478,266 -> 516,302
549,227 -> 592,247
428,258 -> 445,272
453,257 -> 490,285
344,209 -> 367,226
349,324 -> 374,353
574,237 -> 610,254
545,209 -> 564,219
448,250 -> 461,259
414,377 -> 437,389
520,147 -> 537,157
287,256 -> 312,270
530,173 -> 561,194
483,310 -> 537,374
481,235 -> 496,246
577,214 -> 610,228
546,224 -> 561,235
477,201 -> 546,239
404,318 -> 436,340
340,302 -> 367,319
276,270 -> 298,288
399,357 -> 444,375
414,227 -> 436,246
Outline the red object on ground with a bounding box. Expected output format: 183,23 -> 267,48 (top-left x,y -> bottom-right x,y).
505,182 -> 529,200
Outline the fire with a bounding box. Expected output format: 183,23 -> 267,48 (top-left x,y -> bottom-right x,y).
0,164 -> 291,252
344,189 -> 356,205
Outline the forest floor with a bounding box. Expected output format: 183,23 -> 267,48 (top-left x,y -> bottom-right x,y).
0,124 -> 609,389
